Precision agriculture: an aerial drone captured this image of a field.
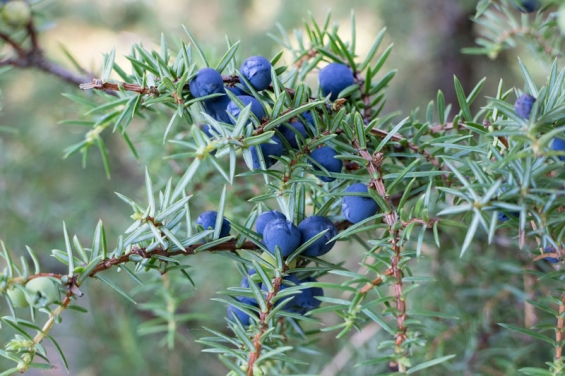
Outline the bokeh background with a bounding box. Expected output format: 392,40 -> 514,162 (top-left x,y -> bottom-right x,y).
0,0 -> 554,375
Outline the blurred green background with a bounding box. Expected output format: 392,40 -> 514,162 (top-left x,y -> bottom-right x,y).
0,0 -> 554,375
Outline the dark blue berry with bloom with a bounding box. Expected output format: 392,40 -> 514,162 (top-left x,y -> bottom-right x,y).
278,121 -> 308,148
318,63 -> 355,101
240,56 -> 272,91
263,219 -> 302,257
309,146 -> 342,182
288,276 -> 323,315
256,210 -> 287,236
227,297 -> 257,325
342,183 -> 379,224
514,93 -> 536,119
195,211 -> 230,238
250,135 -> 284,169
226,95 -> 266,124
552,135 -> 565,162
189,68 -> 224,102
298,216 -> 338,257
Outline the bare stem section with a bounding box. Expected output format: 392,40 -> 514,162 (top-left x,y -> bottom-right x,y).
0,19 -> 90,86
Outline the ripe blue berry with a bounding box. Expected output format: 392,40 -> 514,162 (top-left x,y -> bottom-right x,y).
256,210 -> 287,236
309,146 -> 342,182
318,63 -> 355,101
227,296 -> 257,325
278,121 -> 308,148
202,124 -> 214,138
512,0 -> 540,13
514,93 -> 536,119
298,216 -> 338,257
302,111 -> 314,125
226,95 -> 266,124
240,56 -> 272,91
498,212 -> 519,222
196,211 -> 230,238
289,276 -> 323,315
263,219 -> 302,257
552,135 -> 565,162
250,135 -> 284,169
189,68 -> 224,102
342,183 -> 379,224
204,86 -> 242,123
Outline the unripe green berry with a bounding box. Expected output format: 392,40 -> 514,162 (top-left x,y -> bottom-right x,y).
7,287 -> 28,308
2,1 -> 31,28
25,277 -> 58,308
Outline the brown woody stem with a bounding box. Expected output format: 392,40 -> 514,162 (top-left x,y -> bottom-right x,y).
247,275 -> 283,376
556,294 -> 565,360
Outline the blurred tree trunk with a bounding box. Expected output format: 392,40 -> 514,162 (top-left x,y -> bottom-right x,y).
420,0 -> 480,115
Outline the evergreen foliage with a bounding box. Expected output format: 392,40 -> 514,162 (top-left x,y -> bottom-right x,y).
1,0 -> 565,375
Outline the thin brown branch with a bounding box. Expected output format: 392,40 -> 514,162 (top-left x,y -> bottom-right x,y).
27,17 -> 40,53
495,25 -> 562,58
359,269 -> 393,294
89,239 -> 258,277
79,79 -> 158,95
10,272 -> 64,284
352,138 -> 407,355
33,292 -> 72,345
34,56 -> 92,86
295,48 -> 318,69
401,218 -> 439,228
247,275 -> 283,376
556,293 -> 565,359
222,74 -> 317,102
18,291 -> 75,371
16,214 -> 356,287
0,30 -> 27,57
370,128 -> 439,167
81,74 -> 301,99
0,16 -> 92,87
14,240 -> 260,284
428,121 -> 467,133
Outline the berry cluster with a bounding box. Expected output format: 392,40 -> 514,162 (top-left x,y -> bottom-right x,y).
192,58 -> 356,178
229,271 -> 323,325
195,178 -> 380,325
191,57 -> 380,325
